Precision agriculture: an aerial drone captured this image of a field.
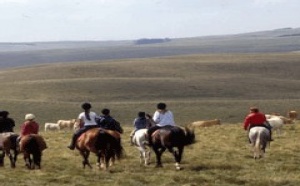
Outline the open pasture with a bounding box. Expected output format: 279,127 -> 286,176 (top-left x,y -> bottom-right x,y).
0,52 -> 299,185
0,123 -> 300,186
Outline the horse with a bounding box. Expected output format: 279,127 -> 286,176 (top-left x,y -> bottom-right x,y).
132,129 -> 151,166
150,125 -> 195,170
248,126 -> 270,159
75,128 -> 124,171
19,134 -> 47,169
0,132 -> 19,168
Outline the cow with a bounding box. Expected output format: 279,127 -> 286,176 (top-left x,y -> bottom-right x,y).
288,111 -> 297,121
57,119 -> 78,131
44,123 -> 60,132
189,119 -> 221,128
267,116 -> 284,136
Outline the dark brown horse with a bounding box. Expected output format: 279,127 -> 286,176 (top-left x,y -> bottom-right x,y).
150,125 -> 195,170
19,134 -> 47,169
75,128 -> 124,171
0,132 -> 19,168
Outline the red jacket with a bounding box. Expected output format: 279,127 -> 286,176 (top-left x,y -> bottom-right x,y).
20,121 -> 39,137
243,112 -> 266,130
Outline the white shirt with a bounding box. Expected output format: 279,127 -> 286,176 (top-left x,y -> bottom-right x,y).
152,110 -> 176,127
78,111 -> 97,126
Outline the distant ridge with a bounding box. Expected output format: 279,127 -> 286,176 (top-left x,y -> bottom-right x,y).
0,27 -> 300,69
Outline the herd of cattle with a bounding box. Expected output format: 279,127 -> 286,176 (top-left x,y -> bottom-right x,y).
187,110 -> 297,135
44,111 -> 298,133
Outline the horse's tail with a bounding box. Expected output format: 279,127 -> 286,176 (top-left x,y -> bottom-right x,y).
114,140 -> 125,160
25,136 -> 42,161
184,126 -> 195,146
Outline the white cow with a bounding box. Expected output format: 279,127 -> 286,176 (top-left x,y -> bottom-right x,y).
44,123 -> 60,132
57,119 -> 78,131
266,115 -> 285,136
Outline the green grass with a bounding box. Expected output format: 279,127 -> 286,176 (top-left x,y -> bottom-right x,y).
1,123 -> 300,186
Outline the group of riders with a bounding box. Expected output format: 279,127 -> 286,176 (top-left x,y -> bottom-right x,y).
0,103 -> 273,153
67,102 -> 176,150
0,111 -> 46,151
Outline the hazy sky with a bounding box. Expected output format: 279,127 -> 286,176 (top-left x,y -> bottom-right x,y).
1,0 -> 299,42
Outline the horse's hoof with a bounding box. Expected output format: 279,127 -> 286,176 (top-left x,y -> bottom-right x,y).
176,166 -> 182,170
155,164 -> 163,168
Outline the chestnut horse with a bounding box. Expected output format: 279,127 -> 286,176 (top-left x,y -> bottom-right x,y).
0,132 -> 19,168
19,134 -> 47,169
150,125 -> 195,170
75,128 -> 124,171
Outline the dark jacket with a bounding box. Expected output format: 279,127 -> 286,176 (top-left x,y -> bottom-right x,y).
96,116 -> 123,134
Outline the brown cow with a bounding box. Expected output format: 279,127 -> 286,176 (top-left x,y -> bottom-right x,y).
288,111 -> 297,121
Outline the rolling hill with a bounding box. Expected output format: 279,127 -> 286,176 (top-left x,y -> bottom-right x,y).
0,27 -> 300,69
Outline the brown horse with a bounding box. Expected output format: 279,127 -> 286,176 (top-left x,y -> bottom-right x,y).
75,128 -> 124,171
150,125 -> 195,170
19,134 -> 47,169
0,132 -> 19,168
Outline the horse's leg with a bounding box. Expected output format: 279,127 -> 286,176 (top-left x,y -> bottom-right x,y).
24,153 -> 31,169
109,155 -> 115,167
139,151 -> 143,165
153,147 -> 165,167
80,150 -> 91,169
0,150 -> 5,167
8,153 -> 15,168
146,148 -> 151,165
33,152 -> 42,169
173,146 -> 184,170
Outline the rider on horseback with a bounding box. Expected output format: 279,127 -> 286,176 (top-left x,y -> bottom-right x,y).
147,102 -> 176,146
243,107 -> 273,142
129,111 -> 153,145
96,108 -> 123,134
17,113 -> 47,152
68,103 -> 99,150
0,111 -> 15,133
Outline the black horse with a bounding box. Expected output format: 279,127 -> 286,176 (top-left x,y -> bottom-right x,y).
150,125 -> 195,170
0,132 -> 19,168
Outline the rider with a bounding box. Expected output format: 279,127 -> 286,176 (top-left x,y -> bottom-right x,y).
96,108 -> 123,134
129,111 -> 152,145
17,113 -> 41,151
0,111 -> 15,133
243,107 -> 273,142
147,102 -> 176,146
68,102 -> 98,150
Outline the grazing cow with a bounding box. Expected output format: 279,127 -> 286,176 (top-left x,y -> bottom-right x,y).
57,119 -> 78,131
189,119 -> 221,128
267,116 -> 285,136
44,123 -> 60,132
288,111 -> 297,121
266,114 -> 294,124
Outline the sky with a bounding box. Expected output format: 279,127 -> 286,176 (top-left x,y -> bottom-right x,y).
0,0 -> 299,42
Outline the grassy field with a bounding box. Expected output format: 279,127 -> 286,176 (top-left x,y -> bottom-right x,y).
0,52 -> 299,127
0,123 -> 300,186
0,52 -> 299,185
